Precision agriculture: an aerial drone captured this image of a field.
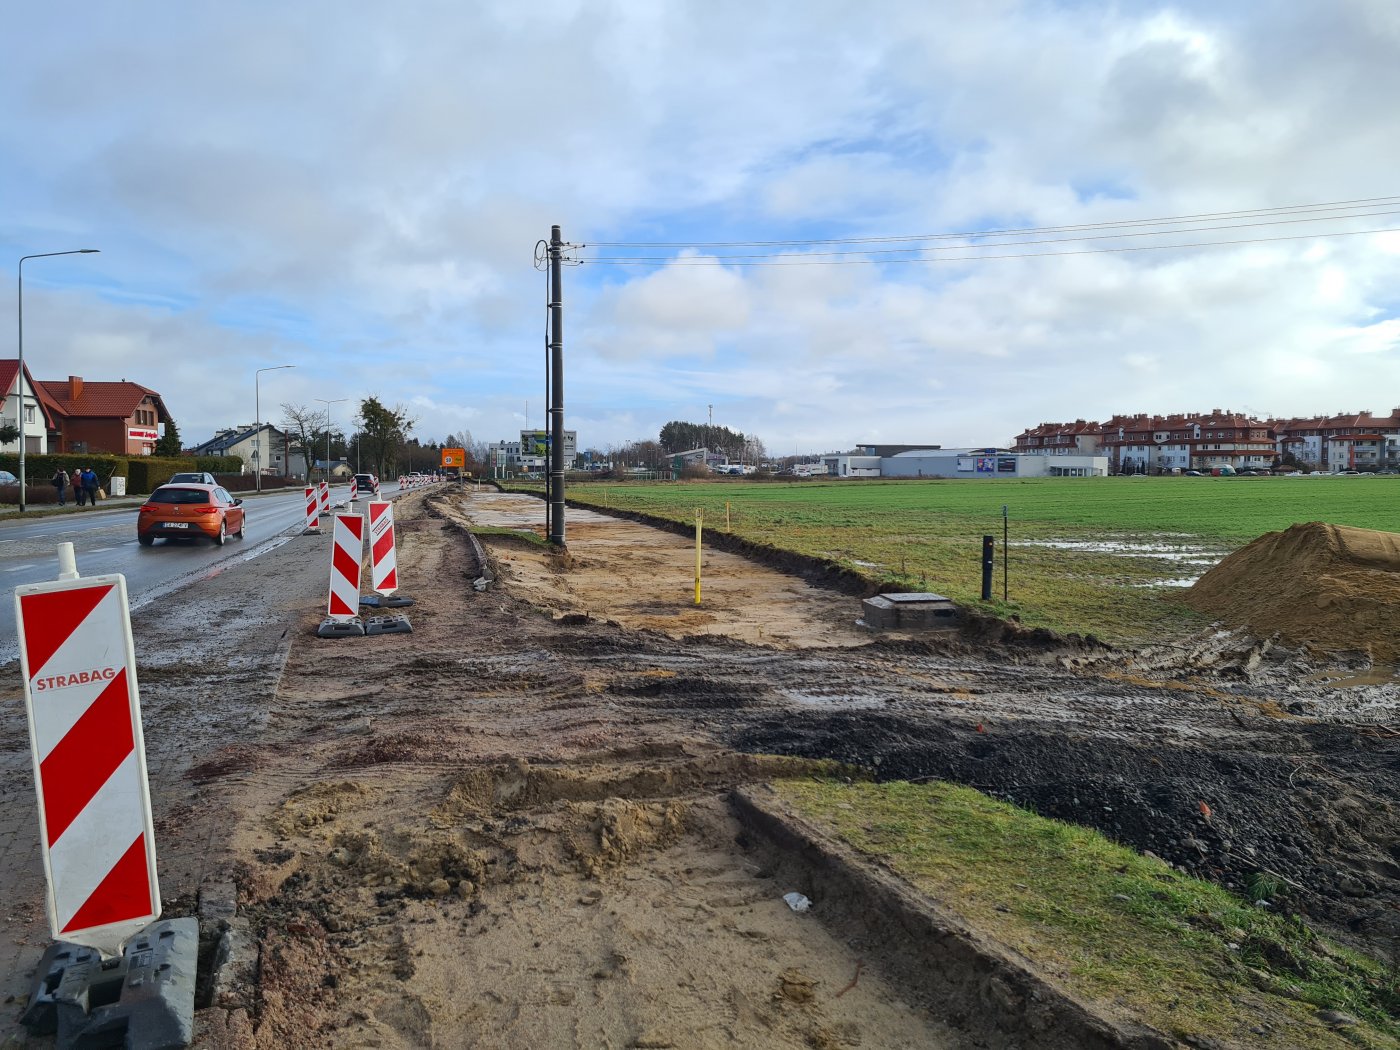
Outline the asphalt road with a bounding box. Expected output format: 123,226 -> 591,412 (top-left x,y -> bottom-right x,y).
0,485 -> 357,665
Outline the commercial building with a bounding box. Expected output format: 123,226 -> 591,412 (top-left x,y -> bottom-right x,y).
881,449 -> 1107,478
488,430 -> 578,473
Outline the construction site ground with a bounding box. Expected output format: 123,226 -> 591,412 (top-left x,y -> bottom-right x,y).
2,487 -> 1397,1048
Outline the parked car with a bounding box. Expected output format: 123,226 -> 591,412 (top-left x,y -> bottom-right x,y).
137,484 -> 245,546
1183,469 -> 1204,476
168,471 -> 217,485
0,470 -> 17,484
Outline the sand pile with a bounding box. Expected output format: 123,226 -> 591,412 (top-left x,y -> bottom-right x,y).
1185,522 -> 1400,660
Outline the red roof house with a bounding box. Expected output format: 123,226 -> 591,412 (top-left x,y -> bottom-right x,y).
36,375 -> 170,456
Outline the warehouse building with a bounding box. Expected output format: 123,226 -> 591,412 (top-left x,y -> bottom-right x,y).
882,448 -> 1107,478
822,448 -> 1108,478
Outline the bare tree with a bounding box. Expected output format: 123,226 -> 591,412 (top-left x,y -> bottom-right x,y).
282,402 -> 324,458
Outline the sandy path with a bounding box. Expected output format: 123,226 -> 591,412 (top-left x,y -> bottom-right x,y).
463,492 -> 877,648
201,493 -> 959,1048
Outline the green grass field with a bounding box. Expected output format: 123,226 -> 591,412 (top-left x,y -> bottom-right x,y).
556,475 -> 1398,643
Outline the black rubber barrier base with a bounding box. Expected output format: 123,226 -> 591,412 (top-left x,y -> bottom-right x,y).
359,594 -> 416,608
365,614 -> 412,635
317,616 -> 365,638
21,916 -> 198,1050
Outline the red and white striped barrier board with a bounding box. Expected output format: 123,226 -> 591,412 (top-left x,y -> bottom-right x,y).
349,476 -> 359,503
304,486 -> 320,533
397,476 -> 405,492
372,478 -> 380,497
14,575 -> 160,956
368,501 -> 398,595
318,480 -> 330,517
327,514 -> 364,620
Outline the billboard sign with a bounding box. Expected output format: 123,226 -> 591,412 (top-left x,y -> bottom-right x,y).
522,430 -> 551,457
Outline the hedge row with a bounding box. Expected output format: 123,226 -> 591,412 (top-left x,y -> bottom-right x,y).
0,453 -> 244,498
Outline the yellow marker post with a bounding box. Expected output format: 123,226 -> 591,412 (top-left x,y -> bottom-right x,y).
694,509 -> 703,605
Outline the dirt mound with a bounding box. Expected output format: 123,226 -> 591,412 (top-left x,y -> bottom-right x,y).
1185,522 -> 1400,659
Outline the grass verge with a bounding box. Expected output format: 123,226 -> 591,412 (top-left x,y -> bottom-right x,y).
776,778 -> 1400,1048
468,524 -> 554,548
553,476 -> 1400,643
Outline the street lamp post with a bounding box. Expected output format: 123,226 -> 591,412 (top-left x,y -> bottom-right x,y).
16,249 -> 99,512
313,397 -> 349,484
253,365 -> 295,494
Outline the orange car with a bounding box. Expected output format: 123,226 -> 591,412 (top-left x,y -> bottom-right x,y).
137,483 -> 246,546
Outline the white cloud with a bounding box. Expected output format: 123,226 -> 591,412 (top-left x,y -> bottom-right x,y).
2,1 -> 1399,454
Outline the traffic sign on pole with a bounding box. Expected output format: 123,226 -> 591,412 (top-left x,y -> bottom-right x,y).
15,575 -> 160,957
327,514 -> 364,620
368,501 -> 398,595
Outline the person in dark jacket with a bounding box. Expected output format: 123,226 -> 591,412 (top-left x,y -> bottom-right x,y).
81,468 -> 99,507
52,468 -> 68,506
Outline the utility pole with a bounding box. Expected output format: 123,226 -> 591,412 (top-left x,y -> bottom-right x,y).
547,225 -> 565,546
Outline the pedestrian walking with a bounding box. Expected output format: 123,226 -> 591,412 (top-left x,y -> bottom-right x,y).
81,468 -> 99,507
71,468 -> 85,507
52,468 -> 68,507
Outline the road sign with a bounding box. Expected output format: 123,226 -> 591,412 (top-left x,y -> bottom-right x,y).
328,514 -> 364,620
368,501 -> 398,595
441,448 -> 465,468
14,575 -> 160,956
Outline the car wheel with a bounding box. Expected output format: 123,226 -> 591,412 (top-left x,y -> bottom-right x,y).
215,519 -> 226,546
237,513 -> 245,538
138,535 -> 154,547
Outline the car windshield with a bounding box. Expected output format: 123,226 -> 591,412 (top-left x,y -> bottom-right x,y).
148,487 -> 211,505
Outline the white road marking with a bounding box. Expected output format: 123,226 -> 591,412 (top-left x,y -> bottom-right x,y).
4,564 -> 36,572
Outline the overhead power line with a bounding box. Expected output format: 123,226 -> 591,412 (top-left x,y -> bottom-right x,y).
582,194 -> 1400,249
572,195 -> 1400,267
578,225 -> 1400,266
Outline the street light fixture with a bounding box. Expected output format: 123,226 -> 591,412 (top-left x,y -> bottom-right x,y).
313,397 -> 349,484
253,365 -> 295,494
16,249 -> 100,512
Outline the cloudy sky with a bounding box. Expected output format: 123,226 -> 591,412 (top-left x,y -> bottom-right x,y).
4,1 -> 1399,457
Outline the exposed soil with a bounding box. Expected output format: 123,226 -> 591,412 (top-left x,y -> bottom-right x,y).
102,489 -> 1400,1047
1186,521 -> 1400,662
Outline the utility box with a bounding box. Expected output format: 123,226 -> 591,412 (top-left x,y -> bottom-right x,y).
860,592 -> 961,630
